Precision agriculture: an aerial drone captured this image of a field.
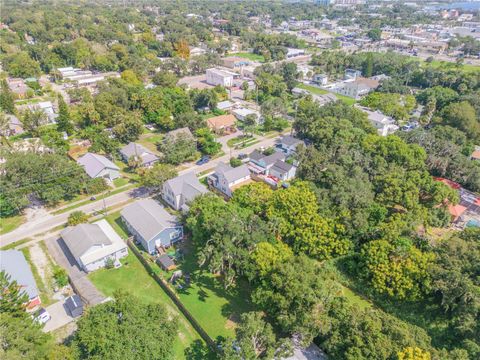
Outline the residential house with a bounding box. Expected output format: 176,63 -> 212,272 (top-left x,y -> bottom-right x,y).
278,135 -> 303,156
335,77 -> 379,99
344,68 -> 362,80
313,74 -> 328,85
248,150 -> 285,174
119,142 -> 159,167
77,152 -> 120,180
190,47 -> 206,57
7,78 -> 29,98
216,100 -> 235,112
222,57 -> 251,69
286,48 -> 306,58
269,160 -> 297,181
60,219 -> 128,272
232,107 -> 261,123
206,114 -> 237,134
20,101 -> 57,123
0,250 -> 41,309
206,68 -> 235,87
121,199 -> 184,254
165,127 -> 194,142
360,107 -> 399,136
470,146 -> 480,162
1,114 -> 24,136
249,150 -> 297,181
162,172 -> 209,211
208,162 -> 251,197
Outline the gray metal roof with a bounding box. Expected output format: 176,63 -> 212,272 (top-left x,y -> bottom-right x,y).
121,199 -> 178,242
166,127 -> 193,140
120,142 -> 158,165
281,135 -> 302,147
65,294 -> 83,311
77,153 -> 119,178
156,254 -> 175,268
165,172 -> 208,200
215,162 -> 250,183
271,160 -> 294,174
61,223 -> 112,260
0,250 -> 39,300
249,150 -> 285,166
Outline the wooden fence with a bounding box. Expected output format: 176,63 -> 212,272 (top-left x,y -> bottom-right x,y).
126,239 -> 217,351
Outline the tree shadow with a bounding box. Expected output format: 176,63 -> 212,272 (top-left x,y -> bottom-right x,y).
184,339 -> 217,360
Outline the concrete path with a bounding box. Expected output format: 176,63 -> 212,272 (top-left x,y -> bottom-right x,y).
42,301 -> 75,333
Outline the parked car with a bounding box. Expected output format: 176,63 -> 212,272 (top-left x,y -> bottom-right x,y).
237,153 -> 248,160
34,308 -> 51,324
196,156 -> 210,165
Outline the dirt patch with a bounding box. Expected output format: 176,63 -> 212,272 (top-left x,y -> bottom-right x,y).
29,243 -> 54,288
225,313 -> 240,330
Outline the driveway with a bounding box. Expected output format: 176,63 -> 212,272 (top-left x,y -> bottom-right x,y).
42,301 -> 75,333
45,236 -> 105,306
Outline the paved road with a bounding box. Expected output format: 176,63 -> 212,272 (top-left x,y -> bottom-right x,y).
0,134 -> 282,248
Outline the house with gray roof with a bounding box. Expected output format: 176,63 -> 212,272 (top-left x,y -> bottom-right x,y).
208,162 -> 251,197
162,172 -> 209,211
0,250 -> 41,308
77,152 -> 120,180
60,219 -> 128,272
270,160 -> 296,181
121,199 -> 183,254
249,150 -> 286,174
165,127 -> 194,141
358,107 -> 398,136
119,142 -> 159,167
278,135 -> 303,155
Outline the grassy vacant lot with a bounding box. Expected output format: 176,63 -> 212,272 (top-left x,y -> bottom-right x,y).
235,52 -> 265,62
172,249 -> 254,342
89,253 -> 212,359
425,59 -> 480,74
0,215 -> 25,235
137,132 -> 164,153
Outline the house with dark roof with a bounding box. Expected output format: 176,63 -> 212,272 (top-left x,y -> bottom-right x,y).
278,135 -> 303,156
121,199 -> 183,254
64,294 -> 83,318
270,159 -> 297,181
162,172 -> 209,211
119,142 -> 159,167
0,250 -> 41,309
249,150 -> 285,172
77,152 -> 120,180
60,219 -> 128,272
208,162 -> 251,197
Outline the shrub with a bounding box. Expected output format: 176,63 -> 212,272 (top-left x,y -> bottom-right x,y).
67,211 -> 89,226
53,266 -> 69,287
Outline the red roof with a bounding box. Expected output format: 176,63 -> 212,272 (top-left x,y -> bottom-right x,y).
448,204 -> 467,218
434,177 -> 462,190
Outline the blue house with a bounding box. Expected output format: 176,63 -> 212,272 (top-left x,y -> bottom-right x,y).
121,199 -> 183,254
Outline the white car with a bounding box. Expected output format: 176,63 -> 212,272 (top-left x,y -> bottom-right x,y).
35,308 -> 51,324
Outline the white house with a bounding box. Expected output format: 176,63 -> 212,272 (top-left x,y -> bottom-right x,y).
61,219 -> 128,272
208,162 -> 251,197
360,107 -> 399,136
278,135 -> 303,156
162,172 -> 209,211
334,77 -> 379,100
206,68 -> 234,87
232,107 -> 261,123
77,152 -> 120,180
313,74 -> 328,85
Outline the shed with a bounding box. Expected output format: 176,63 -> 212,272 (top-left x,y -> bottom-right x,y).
65,294 -> 83,318
156,254 -> 176,271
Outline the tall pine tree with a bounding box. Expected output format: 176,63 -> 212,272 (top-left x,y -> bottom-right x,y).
56,94 -> 73,135
0,79 -> 15,114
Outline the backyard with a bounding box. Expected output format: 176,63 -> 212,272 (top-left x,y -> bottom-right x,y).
88,252 -> 212,359
234,52 -> 265,63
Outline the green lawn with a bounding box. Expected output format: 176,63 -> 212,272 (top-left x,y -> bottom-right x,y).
89,253 -> 211,359
113,177 -> 129,188
103,211 -> 129,239
296,83 -> 329,95
425,59 -> 480,74
234,52 -> 265,63
137,133 -> 164,153
165,249 -> 254,342
296,83 -> 357,106
0,215 -> 25,235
